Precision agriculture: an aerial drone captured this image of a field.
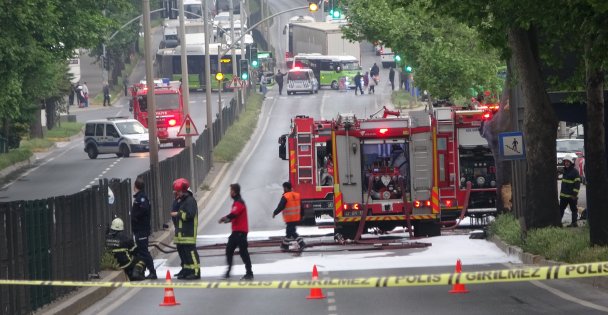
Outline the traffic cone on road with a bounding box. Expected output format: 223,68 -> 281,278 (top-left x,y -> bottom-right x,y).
306,265 -> 326,299
160,270 -> 181,306
449,259 -> 469,294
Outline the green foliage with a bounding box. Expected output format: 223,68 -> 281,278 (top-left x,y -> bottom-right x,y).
0,149 -> 33,171
523,227 -> 590,263
488,213 -> 524,247
342,0 -> 503,100
20,139 -> 54,152
100,251 -> 120,270
213,94 -> 263,162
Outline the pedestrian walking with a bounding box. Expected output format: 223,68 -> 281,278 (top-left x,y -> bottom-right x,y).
68,83 -> 75,106
105,218 -> 146,281
559,154 -> 581,227
170,178 -> 200,280
368,72 -> 377,94
82,82 -> 89,107
370,63 -> 380,77
103,81 -> 111,106
76,84 -> 85,108
274,69 -> 288,95
123,77 -> 129,97
273,182 -> 305,251
218,183 -> 254,280
354,72 -> 364,95
131,177 -> 157,280
389,67 -> 395,91
363,71 -> 369,89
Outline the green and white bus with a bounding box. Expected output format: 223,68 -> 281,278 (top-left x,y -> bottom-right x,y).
156,43 -> 243,91
291,54 -> 361,89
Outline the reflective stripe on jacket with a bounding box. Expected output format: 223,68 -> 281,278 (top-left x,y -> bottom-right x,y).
560,166 -> 581,199
282,191 -> 301,223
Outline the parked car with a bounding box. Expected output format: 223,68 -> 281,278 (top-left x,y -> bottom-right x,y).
556,139 -> 584,176
84,117 -> 150,159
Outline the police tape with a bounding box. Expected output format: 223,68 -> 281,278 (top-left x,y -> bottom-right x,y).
1,262 -> 608,289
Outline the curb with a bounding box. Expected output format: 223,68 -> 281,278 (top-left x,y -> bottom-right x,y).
36,161 -> 232,314
488,234 -> 608,289
0,155 -> 37,179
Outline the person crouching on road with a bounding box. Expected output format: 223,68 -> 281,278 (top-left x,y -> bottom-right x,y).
559,154 -> 581,227
105,218 -> 146,281
273,182 -> 305,251
170,178 -> 201,280
131,177 -> 157,279
218,183 -> 254,280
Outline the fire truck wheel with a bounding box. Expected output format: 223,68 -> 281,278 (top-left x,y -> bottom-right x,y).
86,145 -> 98,159
120,144 -> 130,158
331,81 -> 338,90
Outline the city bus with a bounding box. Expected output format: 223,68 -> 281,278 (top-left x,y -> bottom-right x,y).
290,54 -> 361,89
156,43 -> 243,91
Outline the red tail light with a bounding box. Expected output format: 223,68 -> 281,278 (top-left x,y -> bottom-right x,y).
378,128 -> 389,135
168,118 -> 177,126
352,203 -> 360,210
343,204 -> 349,211
414,200 -> 421,208
445,199 -> 453,207
425,200 -> 431,207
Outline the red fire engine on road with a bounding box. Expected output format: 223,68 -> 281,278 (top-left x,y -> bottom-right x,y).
130,79 -> 186,147
279,106 -> 497,239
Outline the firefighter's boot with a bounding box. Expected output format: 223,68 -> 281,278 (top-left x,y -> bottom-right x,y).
129,261 -> 146,281
296,237 -> 306,250
280,238 -> 291,252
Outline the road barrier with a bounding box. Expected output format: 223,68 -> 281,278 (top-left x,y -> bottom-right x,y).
1,261 -> 608,289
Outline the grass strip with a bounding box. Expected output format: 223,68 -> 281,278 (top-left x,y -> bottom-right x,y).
46,122 -> 83,141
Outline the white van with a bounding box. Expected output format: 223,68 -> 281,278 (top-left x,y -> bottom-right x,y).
286,68 -> 318,95
84,118 -> 150,159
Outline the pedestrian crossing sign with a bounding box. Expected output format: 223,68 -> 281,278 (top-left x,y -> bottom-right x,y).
499,132 -> 525,160
177,114 -> 199,137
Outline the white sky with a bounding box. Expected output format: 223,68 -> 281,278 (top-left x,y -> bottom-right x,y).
153,224 -> 520,277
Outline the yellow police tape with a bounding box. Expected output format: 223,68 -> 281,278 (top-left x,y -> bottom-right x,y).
1,262 -> 607,289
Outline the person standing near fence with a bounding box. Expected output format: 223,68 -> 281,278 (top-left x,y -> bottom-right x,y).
171,178 -> 201,280
131,177 -> 157,280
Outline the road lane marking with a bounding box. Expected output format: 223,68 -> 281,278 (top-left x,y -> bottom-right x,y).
531,280 -> 608,312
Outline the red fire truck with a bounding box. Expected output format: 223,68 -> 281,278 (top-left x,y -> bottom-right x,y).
278,106 -> 497,239
130,79 -> 186,147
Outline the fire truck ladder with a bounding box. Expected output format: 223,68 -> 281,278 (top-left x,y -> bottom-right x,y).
296,130 -> 314,184
436,111 -> 458,202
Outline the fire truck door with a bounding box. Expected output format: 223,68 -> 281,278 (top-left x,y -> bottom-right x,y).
335,135 -> 362,203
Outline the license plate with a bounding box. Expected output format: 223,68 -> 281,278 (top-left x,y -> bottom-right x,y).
344,210 -> 363,217
158,127 -> 167,131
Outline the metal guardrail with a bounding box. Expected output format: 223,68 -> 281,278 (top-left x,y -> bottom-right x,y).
0,87 -> 251,315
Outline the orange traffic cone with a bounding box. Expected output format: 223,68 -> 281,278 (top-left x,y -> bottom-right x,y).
160,270 -> 181,306
306,265 -> 326,299
449,259 -> 469,294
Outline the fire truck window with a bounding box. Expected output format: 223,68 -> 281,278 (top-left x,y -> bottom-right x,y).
437,138 -> 447,150
156,94 -> 180,110
138,96 -> 148,112
316,144 -> 333,186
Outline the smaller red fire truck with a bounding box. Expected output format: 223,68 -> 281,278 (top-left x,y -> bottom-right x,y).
279,106 -> 497,239
130,79 -> 186,147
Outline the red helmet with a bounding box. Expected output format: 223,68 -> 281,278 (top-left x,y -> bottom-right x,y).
173,178 -> 190,192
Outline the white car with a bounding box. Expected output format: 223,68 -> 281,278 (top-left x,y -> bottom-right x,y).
84,118 -> 150,159
286,68 -> 319,95
556,139 -> 584,175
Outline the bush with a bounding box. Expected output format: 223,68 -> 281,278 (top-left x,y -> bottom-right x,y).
488,212 -> 524,247
0,148 -> 33,171
523,226 -> 589,263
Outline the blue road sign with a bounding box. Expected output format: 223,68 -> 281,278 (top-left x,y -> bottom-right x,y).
499,132 -> 525,160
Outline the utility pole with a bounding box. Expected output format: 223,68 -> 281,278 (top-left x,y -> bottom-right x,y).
229,0 -> 240,114
143,0 -> 162,226
241,0 -> 247,103
179,0 -> 195,187
203,0 -> 214,159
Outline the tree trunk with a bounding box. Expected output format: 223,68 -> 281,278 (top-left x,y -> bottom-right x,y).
508,26 -> 560,231
584,43 -> 608,246
30,104 -> 44,139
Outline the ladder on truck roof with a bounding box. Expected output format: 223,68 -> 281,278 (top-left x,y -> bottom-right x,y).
296,124 -> 314,184
434,107 -> 458,201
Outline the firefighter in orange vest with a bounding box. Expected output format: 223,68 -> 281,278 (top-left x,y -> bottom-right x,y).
273,182 -> 305,251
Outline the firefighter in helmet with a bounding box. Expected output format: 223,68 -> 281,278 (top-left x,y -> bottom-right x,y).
105,217 -> 146,281
272,182 -> 305,251
170,178 -> 201,280
559,153 -> 581,227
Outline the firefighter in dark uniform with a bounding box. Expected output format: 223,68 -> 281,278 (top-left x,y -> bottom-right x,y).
170,178 -> 201,280
559,153 -> 581,227
105,218 -> 145,281
131,177 -> 157,279
273,182 -> 305,251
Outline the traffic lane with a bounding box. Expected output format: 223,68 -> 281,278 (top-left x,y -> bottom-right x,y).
0,140 -> 125,201
327,265 -> 608,315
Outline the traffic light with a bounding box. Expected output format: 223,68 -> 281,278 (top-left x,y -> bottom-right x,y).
331,9 -> 341,19
102,56 -> 109,70
394,55 -> 402,62
405,65 -> 413,73
239,59 -> 249,80
308,1 -> 319,12
250,43 -> 259,68
215,72 -> 224,81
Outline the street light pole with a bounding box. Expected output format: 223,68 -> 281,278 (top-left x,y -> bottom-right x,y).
179,0 -> 195,187
203,0 -> 214,159
143,0 -> 162,226
229,0 -> 239,119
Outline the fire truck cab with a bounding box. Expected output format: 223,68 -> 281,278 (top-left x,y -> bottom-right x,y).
130,79 -> 186,147
279,106 -> 497,239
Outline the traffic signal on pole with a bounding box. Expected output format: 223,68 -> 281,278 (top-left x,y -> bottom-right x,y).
308,1 -> 319,12
250,43 -> 259,68
215,72 -> 224,81
405,65 -> 413,73
239,59 -> 249,80
102,56 -> 109,70
394,55 -> 402,62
